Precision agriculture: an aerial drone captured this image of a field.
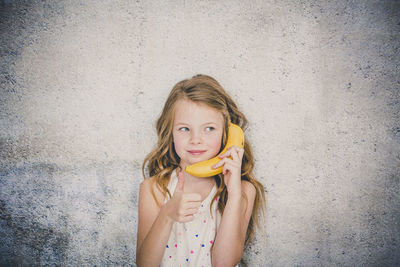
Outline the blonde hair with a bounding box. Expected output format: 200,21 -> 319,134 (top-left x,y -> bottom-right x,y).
142,74 -> 266,248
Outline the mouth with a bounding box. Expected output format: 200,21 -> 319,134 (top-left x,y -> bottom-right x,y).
188,150 -> 206,155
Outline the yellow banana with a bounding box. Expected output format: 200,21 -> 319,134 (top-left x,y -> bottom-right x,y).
185,122 -> 244,177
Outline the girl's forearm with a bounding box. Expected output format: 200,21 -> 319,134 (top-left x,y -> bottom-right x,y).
211,194 -> 244,266
136,206 -> 174,267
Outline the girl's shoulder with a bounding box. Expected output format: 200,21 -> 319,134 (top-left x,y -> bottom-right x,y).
139,176 -> 166,208
241,180 -> 257,203
241,180 -> 256,193
139,175 -> 156,188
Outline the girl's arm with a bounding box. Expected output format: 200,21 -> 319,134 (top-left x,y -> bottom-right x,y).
211,146 -> 257,266
136,173 -> 202,267
136,178 -> 174,267
211,181 -> 256,266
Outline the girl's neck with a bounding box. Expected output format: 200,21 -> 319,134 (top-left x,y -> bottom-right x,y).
177,163 -> 215,185
176,163 -> 216,201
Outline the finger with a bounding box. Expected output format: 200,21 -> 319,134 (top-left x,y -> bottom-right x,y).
185,202 -> 202,209
239,147 -> 244,159
228,147 -> 244,163
215,152 -> 238,168
223,166 -> 229,176
213,158 -> 229,169
212,161 -> 219,169
222,161 -> 240,175
231,146 -> 244,155
227,145 -> 240,152
181,215 -> 195,223
175,172 -> 185,193
220,146 -> 241,158
218,151 -> 228,159
185,208 -> 199,215
182,200 -> 201,209
218,146 -> 236,159
183,193 -> 202,202
222,163 -> 230,175
230,147 -> 239,162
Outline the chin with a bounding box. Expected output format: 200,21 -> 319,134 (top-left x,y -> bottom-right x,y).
184,155 -> 207,165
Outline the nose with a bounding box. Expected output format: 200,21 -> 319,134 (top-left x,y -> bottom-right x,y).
190,130 -> 202,144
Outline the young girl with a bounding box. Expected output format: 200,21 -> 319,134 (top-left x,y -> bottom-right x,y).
136,74 -> 266,266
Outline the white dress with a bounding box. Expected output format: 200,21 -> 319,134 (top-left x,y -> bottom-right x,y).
160,169 -> 221,267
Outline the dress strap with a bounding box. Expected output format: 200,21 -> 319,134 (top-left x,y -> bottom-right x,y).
165,169 -> 218,205
164,169 -> 178,203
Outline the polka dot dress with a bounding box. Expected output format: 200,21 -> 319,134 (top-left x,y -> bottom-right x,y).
161,169 -> 221,267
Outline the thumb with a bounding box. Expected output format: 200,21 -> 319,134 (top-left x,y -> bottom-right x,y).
175,171 -> 184,193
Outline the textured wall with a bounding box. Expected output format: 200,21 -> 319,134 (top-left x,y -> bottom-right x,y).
1,0 -> 399,266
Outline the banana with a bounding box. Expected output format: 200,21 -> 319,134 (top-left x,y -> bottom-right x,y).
185,122 -> 244,177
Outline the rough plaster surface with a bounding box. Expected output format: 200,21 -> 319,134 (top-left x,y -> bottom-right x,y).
0,0 -> 399,266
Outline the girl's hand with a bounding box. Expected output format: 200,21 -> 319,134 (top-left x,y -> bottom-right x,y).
163,171 -> 202,223
212,146 -> 244,197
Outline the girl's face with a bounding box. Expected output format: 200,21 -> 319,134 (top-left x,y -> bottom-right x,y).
172,99 -> 224,169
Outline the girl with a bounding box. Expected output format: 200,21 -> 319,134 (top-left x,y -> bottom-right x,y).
136,74 -> 266,266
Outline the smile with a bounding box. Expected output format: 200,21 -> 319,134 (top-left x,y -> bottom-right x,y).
188,150 -> 206,155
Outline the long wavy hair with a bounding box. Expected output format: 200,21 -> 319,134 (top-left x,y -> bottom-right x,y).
142,74 -> 266,248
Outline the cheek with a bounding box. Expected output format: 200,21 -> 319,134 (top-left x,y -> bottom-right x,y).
210,133 -> 222,151
172,134 -> 185,153
173,141 -> 182,153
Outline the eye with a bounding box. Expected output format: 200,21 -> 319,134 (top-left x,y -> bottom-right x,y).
179,127 -> 189,132
206,127 -> 215,132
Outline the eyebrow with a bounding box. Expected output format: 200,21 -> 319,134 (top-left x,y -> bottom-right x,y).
175,122 -> 218,126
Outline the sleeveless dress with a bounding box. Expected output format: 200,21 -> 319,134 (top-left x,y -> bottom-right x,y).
160,169 -> 221,267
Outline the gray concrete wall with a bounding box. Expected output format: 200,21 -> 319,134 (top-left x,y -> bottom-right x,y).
0,0 -> 399,266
